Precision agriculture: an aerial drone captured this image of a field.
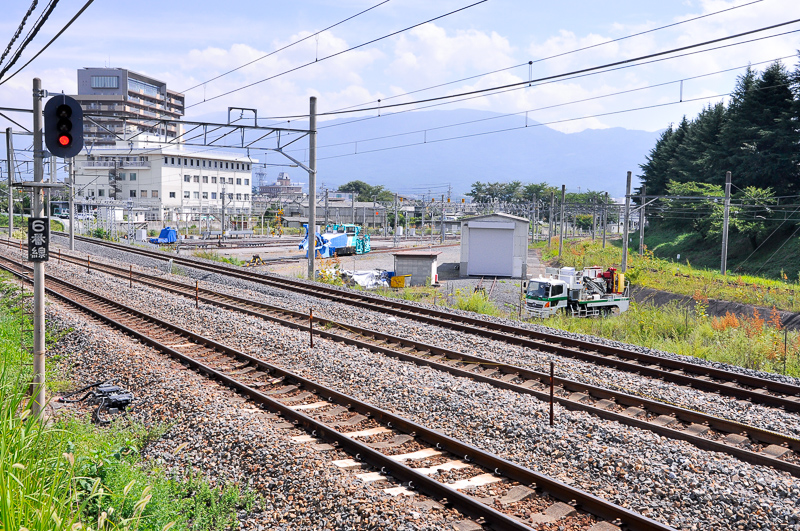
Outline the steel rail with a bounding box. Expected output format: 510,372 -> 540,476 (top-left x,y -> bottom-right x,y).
46,234 -> 800,410
28,248 -> 800,476
0,254 -> 674,531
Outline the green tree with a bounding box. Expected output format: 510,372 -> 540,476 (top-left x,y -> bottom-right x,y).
661,181 -> 724,239
731,186 -> 777,250
338,180 -> 394,202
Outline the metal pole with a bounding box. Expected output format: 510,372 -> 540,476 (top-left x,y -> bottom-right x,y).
196,280 -> 199,308
602,192 -> 608,249
548,192 -> 554,247
309,307 -> 314,348
621,171 -> 632,273
638,185 -> 646,257
68,158 -> 75,250
48,152 -> 56,217
31,78 -> 46,417
324,188 -> 329,229
6,127 -> 13,236
549,361 -> 554,426
591,197 -> 596,241
351,195 -> 355,224
307,96 -> 317,280
558,185 -> 565,259
393,193 -> 398,247
440,195 -> 445,243
721,171 -> 732,275
129,265 -> 132,288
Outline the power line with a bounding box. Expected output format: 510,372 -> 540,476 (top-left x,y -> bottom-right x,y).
0,0 -> 39,68
185,0 -> 489,109
181,0 -> 391,94
327,0 -> 767,115
0,0 -> 59,80
260,18 -> 800,120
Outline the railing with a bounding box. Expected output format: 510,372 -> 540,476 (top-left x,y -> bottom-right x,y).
80,161 -> 151,169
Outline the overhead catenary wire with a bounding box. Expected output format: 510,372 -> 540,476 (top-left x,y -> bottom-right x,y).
0,0 -> 95,85
0,0 -> 38,68
181,0 -> 391,94
185,0 -> 489,109
0,0 -> 60,80
258,18 -> 800,120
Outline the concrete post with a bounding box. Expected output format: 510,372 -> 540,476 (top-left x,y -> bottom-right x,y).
638,185 -> 646,257
558,185 -> 565,259
721,171 -> 732,275
31,78 -> 46,417
548,191 -> 554,247
621,171 -> 632,272
6,127 -> 13,235
602,192 -> 608,249
68,158 -> 75,250
307,96 -> 317,280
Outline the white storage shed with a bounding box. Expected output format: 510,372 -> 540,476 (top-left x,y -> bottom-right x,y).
459,213 -> 529,278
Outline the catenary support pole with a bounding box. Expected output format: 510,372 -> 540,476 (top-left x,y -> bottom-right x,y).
602,192 -> 608,249
307,96 -> 317,280
558,185 -> 565,259
638,185 -> 646,257
548,192 -> 554,247
721,171 -> 732,275
440,195 -> 445,243
621,171 -> 632,273
68,158 -> 75,250
6,127 -> 13,236
31,78 -> 46,417
591,197 -> 596,241
393,193 -> 398,247
324,188 -> 329,229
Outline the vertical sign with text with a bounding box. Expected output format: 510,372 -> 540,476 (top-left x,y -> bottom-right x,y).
28,217 -> 50,262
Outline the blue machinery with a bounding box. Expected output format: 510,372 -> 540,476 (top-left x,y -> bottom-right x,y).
300,224 -> 371,258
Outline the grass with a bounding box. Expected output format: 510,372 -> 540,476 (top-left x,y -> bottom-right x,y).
191,250 -> 244,266
0,273 -> 257,531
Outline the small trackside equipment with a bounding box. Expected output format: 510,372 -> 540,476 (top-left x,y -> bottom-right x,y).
57,380 -> 134,424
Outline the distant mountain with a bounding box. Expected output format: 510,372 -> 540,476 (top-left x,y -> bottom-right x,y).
191,109 -> 661,197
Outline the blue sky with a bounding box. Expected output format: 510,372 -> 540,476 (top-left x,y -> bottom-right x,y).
2,0 -> 799,136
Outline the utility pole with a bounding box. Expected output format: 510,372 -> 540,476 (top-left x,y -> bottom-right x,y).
602,192 -> 608,249
548,191 -> 554,247
558,185 -> 565,259
307,96 -> 317,281
68,158 -> 75,250
351,194 -> 355,224
440,195 -> 445,243
591,197 -> 596,241
638,185 -> 646,257
221,185 -> 226,239
621,171 -> 632,273
31,78 -> 46,417
48,153 -> 56,217
6,127 -> 13,235
721,170 -> 732,275
324,188 -> 329,229
393,192 -> 398,247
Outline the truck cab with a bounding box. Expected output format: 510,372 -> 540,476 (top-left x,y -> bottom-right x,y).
526,278 -> 569,318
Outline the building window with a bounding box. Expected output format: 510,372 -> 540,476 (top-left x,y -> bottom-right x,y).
214,161 -> 218,168
228,178 -> 234,184
169,192 -> 176,198
184,158 -> 187,165
236,178 -> 241,185
236,193 -> 242,200
164,157 -> 168,164
91,75 -> 119,89
202,160 -> 206,167
88,190 -> 95,196
235,163 -> 239,170
193,192 -> 199,199
190,159 -> 193,166
183,191 -> 190,199
211,192 -> 217,199
152,190 -> 159,198
171,157 -> 175,165
202,175 -> 208,183
129,173 -> 136,181
118,173 -> 125,181
211,176 -> 217,184
184,175 -> 191,182
228,193 -> 233,200
193,176 -> 199,183
141,190 -> 148,198
130,190 -> 137,198
244,179 -> 249,185
246,164 -> 250,170
202,192 -> 208,199
225,162 -> 229,169
244,194 -> 249,200
98,189 -> 105,196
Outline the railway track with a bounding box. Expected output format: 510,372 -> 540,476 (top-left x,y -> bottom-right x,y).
0,253 -> 672,531
45,234 -> 800,413
24,247 -> 800,477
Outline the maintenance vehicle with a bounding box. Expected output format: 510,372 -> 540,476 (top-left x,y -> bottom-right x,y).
526,266 -> 630,318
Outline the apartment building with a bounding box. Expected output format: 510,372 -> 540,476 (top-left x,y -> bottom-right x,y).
74,139 -> 253,222
72,68 -> 184,147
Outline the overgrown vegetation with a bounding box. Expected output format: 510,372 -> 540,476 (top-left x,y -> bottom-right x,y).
191,250 -> 244,266
0,274 -> 257,531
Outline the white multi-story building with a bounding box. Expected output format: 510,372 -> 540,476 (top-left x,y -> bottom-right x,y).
74,138 -> 253,223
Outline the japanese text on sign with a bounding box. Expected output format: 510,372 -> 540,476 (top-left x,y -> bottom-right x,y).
28,217 -> 50,262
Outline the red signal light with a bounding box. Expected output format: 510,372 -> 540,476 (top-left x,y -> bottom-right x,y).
58,134 -> 71,146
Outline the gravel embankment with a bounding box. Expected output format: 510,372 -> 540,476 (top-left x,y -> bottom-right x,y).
35,242 -> 800,530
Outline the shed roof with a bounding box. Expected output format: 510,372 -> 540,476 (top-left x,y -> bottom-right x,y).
392,251 -> 442,257
460,212 -> 529,224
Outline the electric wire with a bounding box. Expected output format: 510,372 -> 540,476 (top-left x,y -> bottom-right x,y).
0,0 -> 38,69
327,0 -> 768,115
0,0 -> 95,86
185,0 -> 489,109
181,0 -> 391,94
259,18 -> 800,120
0,0 -> 59,80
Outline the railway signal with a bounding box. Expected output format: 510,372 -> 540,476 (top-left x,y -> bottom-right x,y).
43,95 -> 84,158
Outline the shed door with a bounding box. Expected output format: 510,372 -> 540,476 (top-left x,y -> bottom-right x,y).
468,228 -> 513,276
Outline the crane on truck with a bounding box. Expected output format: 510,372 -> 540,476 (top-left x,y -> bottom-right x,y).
525,266 -> 630,318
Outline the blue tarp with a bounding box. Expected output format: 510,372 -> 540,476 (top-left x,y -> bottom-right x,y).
149,227 -> 178,244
